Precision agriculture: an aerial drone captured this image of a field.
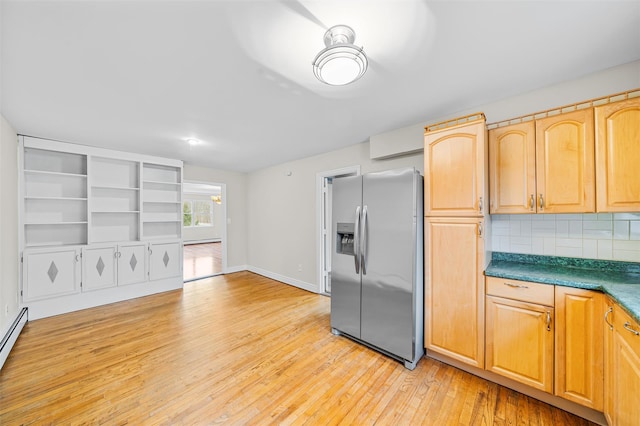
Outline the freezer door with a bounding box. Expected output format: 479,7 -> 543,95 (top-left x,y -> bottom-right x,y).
330,175 -> 362,338
361,168 -> 419,361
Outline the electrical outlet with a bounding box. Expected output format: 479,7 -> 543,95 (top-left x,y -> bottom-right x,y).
298,264 -> 303,271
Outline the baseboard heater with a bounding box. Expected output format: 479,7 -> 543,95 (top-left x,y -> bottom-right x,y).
0,307 -> 28,370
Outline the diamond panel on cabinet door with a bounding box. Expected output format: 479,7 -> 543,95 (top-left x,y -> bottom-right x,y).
96,257 -> 105,276
130,253 -> 138,271
47,261 -> 59,283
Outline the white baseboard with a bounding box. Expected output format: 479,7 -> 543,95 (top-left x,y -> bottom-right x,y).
224,265 -> 248,274
1,308 -> 28,370
247,266 -> 319,294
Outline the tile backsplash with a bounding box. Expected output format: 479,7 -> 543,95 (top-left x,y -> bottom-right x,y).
491,213 -> 640,262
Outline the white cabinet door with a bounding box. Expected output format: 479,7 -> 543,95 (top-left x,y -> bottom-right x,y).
82,246 -> 117,291
23,247 -> 81,301
118,243 -> 147,286
149,241 -> 181,281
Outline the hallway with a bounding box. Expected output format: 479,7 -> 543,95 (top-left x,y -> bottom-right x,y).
183,242 -> 222,281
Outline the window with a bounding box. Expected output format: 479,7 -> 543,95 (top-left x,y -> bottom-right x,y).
183,199 -> 213,227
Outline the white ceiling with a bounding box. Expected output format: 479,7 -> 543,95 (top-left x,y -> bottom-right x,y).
2,1 -> 639,173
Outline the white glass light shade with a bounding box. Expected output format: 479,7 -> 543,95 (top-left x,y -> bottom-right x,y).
313,25 -> 368,86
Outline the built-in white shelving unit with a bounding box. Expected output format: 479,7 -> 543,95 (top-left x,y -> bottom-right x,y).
89,156 -> 141,243
19,136 -> 184,319
142,163 -> 182,240
23,147 -> 88,247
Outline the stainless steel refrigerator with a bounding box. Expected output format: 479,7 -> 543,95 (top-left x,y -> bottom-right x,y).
330,167 -> 424,370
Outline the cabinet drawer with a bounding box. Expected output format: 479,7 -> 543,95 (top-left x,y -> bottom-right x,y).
486,276 -> 554,306
613,304 -> 640,354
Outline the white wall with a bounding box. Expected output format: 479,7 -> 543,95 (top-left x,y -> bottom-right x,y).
247,142 -> 423,292
245,60 -> 640,292
1,114 -> 19,336
182,193 -> 224,243
182,164 -> 247,270
370,60 -> 640,159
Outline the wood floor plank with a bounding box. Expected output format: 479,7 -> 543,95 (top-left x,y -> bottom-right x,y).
0,272 -> 597,425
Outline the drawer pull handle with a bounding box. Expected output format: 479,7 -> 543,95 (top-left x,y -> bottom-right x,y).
546,311 -> 551,332
604,307 -> 614,331
624,322 -> 640,336
504,282 -> 529,289
529,194 -> 535,211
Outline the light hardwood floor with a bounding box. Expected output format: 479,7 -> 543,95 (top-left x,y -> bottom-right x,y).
0,272 -> 595,425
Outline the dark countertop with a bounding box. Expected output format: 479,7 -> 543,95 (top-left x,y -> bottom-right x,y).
485,252 -> 640,323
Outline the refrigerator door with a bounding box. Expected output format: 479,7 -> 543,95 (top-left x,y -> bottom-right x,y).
360,168 -> 419,361
330,175 -> 362,338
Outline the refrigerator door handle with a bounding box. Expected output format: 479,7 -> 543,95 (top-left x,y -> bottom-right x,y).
354,206 -> 361,274
361,205 -> 368,275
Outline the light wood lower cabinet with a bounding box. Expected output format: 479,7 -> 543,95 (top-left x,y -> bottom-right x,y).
554,287 -> 604,411
425,217 -> 485,368
605,301 -> 640,426
485,278 -> 608,413
604,299 -> 614,426
485,281 -> 554,393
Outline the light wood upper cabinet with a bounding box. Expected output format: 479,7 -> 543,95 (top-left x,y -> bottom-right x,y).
485,294 -> 554,393
535,109 -> 595,213
554,287 -> 604,411
595,97 -> 640,212
489,122 -> 536,214
608,303 -> 640,426
489,109 -> 595,214
424,119 -> 486,216
425,217 -> 485,368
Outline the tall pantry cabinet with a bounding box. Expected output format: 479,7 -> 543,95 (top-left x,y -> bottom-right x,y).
424,114 -> 489,368
19,136 -> 184,319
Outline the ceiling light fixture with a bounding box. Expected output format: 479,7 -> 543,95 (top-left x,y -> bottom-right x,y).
312,25 -> 368,86
187,138 -> 200,146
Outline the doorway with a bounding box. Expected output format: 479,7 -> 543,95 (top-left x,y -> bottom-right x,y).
182,181 -> 227,282
316,166 -> 360,295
